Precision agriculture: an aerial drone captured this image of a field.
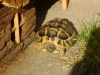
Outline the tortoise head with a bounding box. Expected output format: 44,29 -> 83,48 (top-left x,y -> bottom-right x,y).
44,42 -> 56,53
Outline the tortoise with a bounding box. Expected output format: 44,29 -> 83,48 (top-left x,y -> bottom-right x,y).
35,17 -> 78,55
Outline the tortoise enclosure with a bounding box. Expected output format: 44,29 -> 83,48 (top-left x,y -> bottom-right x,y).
0,0 -> 36,66
0,0 -> 100,75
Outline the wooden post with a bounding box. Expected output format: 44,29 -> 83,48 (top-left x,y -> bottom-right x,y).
12,13 -> 26,32
62,0 -> 68,10
14,13 -> 20,43
20,13 -> 26,26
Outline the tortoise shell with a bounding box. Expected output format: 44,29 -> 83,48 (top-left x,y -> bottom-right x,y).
35,17 -> 78,55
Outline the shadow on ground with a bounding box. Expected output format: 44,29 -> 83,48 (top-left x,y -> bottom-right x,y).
34,0 -> 59,31
70,26 -> 100,75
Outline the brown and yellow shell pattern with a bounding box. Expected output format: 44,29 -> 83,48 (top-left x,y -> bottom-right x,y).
35,17 -> 78,55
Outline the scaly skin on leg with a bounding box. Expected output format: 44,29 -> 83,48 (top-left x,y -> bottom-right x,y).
34,43 -> 44,52
56,47 -> 66,55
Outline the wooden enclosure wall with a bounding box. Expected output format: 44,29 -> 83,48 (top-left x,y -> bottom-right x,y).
0,0 -> 36,67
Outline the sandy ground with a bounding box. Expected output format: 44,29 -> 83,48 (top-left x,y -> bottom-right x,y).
0,0 -> 100,75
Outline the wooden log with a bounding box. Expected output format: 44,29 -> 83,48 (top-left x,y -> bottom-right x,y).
0,0 -> 36,67
12,13 -> 26,32
62,0 -> 68,10
14,13 -> 20,43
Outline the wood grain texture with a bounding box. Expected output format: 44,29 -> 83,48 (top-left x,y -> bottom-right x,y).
0,0 -> 30,8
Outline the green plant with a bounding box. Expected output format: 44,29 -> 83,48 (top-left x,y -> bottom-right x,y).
78,17 -> 100,42
76,16 -> 100,74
